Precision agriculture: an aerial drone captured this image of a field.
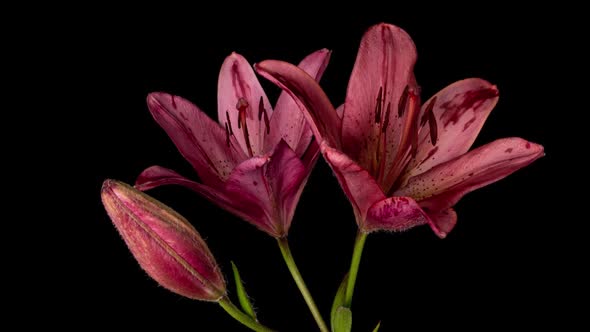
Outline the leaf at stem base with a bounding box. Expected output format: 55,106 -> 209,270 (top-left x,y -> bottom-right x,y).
230,261 -> 257,320
331,274 -> 349,332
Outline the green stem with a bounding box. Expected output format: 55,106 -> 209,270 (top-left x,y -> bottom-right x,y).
344,231 -> 368,307
219,296 -> 275,332
277,238 -> 329,332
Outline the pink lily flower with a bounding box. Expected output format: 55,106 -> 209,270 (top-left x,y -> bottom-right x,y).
135,50 -> 331,238
101,179 -> 226,301
256,23 -> 544,238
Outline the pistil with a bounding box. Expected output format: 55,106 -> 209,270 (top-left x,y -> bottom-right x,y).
236,98 -> 254,157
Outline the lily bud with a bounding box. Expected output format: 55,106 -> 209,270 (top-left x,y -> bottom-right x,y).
101,179 -> 226,301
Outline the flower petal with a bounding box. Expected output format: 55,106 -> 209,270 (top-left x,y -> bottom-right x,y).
426,208 -> 457,239
135,165 -> 197,191
218,53 -> 273,156
403,79 -> 500,180
267,140 -> 311,234
321,142 -> 385,226
221,140 -> 313,237
255,60 -> 342,149
396,138 -> 544,211
336,104 -> 344,118
264,49 -> 332,156
135,165 -> 270,235
302,139 -> 321,171
147,93 -> 246,185
341,23 -> 417,171
364,196 -> 429,233
223,155 -> 288,237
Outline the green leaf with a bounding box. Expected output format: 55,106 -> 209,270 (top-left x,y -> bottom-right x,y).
333,306 -> 352,332
230,261 -> 257,320
331,274 -> 349,332
372,321 -> 381,332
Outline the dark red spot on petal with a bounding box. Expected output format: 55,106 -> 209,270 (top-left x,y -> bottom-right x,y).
505,148 -> 513,153
463,116 -> 477,131
440,87 -> 499,127
417,146 -> 439,167
426,146 -> 439,160
526,142 -> 531,149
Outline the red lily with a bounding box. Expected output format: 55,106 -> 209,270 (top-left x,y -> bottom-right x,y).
135,50 -> 330,238
255,23 -> 543,238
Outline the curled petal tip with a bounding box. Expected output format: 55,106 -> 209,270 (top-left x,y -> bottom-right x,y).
228,51 -> 244,60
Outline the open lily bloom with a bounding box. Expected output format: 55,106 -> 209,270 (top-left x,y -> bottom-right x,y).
256,23 -> 543,238
136,50 -> 331,238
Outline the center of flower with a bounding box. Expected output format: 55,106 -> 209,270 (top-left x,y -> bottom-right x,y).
225,97 -> 271,157
371,85 -> 439,194
236,98 -> 254,157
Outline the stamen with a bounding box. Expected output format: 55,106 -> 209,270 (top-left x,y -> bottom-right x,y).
374,87 -> 383,123
410,92 -> 420,157
421,97 -> 437,126
258,96 -> 264,121
411,123 -> 419,158
225,122 -> 230,147
428,102 -> 438,146
225,111 -> 234,136
259,96 -> 270,134
398,85 -> 409,117
382,102 -> 391,133
236,97 -> 253,156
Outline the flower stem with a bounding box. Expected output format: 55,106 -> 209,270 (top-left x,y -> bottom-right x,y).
277,238 -> 329,332
344,231 -> 368,307
219,296 -> 275,332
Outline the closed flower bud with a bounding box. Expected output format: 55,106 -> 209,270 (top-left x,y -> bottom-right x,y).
101,179 -> 226,301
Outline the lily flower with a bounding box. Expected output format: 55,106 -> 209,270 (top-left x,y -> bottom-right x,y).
135,50 -> 330,238
255,23 -> 544,239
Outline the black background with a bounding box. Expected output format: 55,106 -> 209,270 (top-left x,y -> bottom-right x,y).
56,6 -> 572,331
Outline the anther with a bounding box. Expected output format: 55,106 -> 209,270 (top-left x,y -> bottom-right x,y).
411,124 -> 419,158
420,96 -> 437,127
374,87 -> 383,123
258,97 -> 264,121
398,85 -> 409,117
225,122 -> 230,147
225,111 -> 234,136
427,99 -> 438,145
258,96 -> 270,134
382,102 -> 391,133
